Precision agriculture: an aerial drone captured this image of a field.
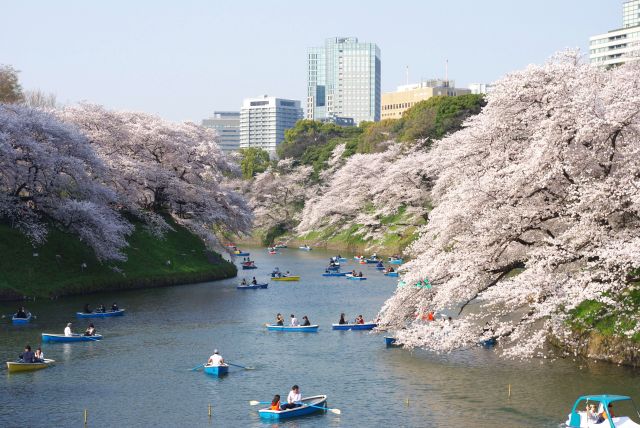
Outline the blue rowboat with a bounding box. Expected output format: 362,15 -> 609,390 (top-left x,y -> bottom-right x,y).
384,272 -> 399,277
237,283 -> 268,289
12,313 -> 32,324
42,333 -> 103,343
365,259 -> 380,264
322,272 -> 347,277
332,322 -> 377,330
204,364 -> 229,376
234,251 -> 250,257
565,394 -> 640,427
259,395 -> 327,420
76,309 -> 125,318
266,324 -> 319,332
345,275 -> 367,281
388,259 -> 403,265
375,266 -> 385,270
385,337 -> 399,347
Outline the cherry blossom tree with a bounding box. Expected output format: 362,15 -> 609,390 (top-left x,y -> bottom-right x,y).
377,51 -> 640,357
58,104 -> 252,244
0,104 -> 132,261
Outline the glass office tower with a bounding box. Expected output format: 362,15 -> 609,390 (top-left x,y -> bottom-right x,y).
307,37 -> 381,124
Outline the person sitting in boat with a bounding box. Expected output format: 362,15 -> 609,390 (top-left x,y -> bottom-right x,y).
64,322 -> 73,336
586,403 -> 598,422
270,395 -> 281,411
207,349 -> 224,366
358,271 -> 364,277
34,347 -> 44,363
339,313 -> 348,324
97,304 -> 106,313
251,277 -> 257,285
84,323 -> 96,336
376,261 -> 384,268
351,270 -> 357,276
83,304 -> 92,314
241,278 -> 247,286
301,316 -> 311,326
281,385 -> 302,410
19,345 -> 35,363
111,302 -> 119,311
355,315 -> 365,324
596,403 -> 615,424
290,314 -> 299,327
15,307 -> 28,318
284,271 -> 291,277
276,313 -> 284,326
271,267 -> 281,278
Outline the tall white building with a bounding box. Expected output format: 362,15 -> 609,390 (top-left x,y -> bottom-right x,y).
239,96 -> 303,154
590,0 -> 640,68
307,37 -> 381,124
201,111 -> 240,152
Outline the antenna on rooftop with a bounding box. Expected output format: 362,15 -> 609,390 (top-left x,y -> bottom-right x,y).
445,59 -> 449,86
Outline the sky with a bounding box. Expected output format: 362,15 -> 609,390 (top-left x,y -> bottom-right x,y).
0,0 -> 621,122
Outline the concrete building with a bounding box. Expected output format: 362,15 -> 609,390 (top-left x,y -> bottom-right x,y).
468,83 -> 495,95
381,79 -> 471,120
201,111 -> 240,152
590,0 -> 640,68
307,37 -> 381,124
239,95 -> 303,153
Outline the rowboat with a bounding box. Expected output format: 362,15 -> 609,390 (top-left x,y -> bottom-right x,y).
242,263 -> 257,270
332,322 -> 377,330
365,259 -> 380,264
12,313 -> 32,324
345,274 -> 367,281
375,265 -> 385,270
268,251 -> 277,255
271,276 -> 300,281
6,359 -> 55,373
233,251 -> 250,256
76,309 -> 125,318
259,395 -> 327,420
237,283 -> 268,289
388,258 -> 403,265
42,333 -> 103,343
322,272 -> 347,277
385,337 -> 399,347
337,257 -> 348,262
204,364 -> 229,376
384,272 -> 399,277
565,394 -> 640,427
266,324 -> 319,332
299,246 -> 312,251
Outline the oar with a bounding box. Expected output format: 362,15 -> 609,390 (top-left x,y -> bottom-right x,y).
190,364 -> 205,371
249,400 -> 270,406
226,362 -> 254,370
296,402 -> 341,415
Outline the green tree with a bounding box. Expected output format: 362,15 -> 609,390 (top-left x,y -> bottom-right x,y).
277,120 -> 353,159
238,147 -> 270,179
0,65 -> 24,104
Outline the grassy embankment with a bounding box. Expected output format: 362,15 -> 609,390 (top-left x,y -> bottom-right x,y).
0,218 -> 236,300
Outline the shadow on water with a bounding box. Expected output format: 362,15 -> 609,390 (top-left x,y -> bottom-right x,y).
1,246 -> 639,427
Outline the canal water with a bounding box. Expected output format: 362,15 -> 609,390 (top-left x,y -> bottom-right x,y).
1,247 -> 639,427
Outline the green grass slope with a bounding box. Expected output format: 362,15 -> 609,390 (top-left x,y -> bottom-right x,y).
0,218 -> 236,300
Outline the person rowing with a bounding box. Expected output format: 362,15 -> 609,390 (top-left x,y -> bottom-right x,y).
301,315 -> 311,326
64,322 -> 73,336
207,349 -> 225,366
97,304 -> 106,313
281,385 -> 302,410
241,278 -> 247,286
355,315 -> 365,324
111,302 -> 119,311
251,277 -> 257,285
83,304 -> 92,314
15,306 -> 28,318
338,313 -> 348,324
19,345 -> 35,363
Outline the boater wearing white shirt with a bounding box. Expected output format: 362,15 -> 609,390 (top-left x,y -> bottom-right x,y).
64,323 -> 73,336
290,314 -> 299,327
207,350 -> 224,366
281,385 -> 302,410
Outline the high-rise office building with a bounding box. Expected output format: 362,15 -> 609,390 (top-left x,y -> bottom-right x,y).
381,80 -> 471,120
590,0 -> 640,68
307,37 -> 381,124
201,111 -> 240,152
239,95 -> 303,154
468,83 -> 495,95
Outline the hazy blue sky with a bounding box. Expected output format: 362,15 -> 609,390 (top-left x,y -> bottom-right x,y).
0,0 -> 621,122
